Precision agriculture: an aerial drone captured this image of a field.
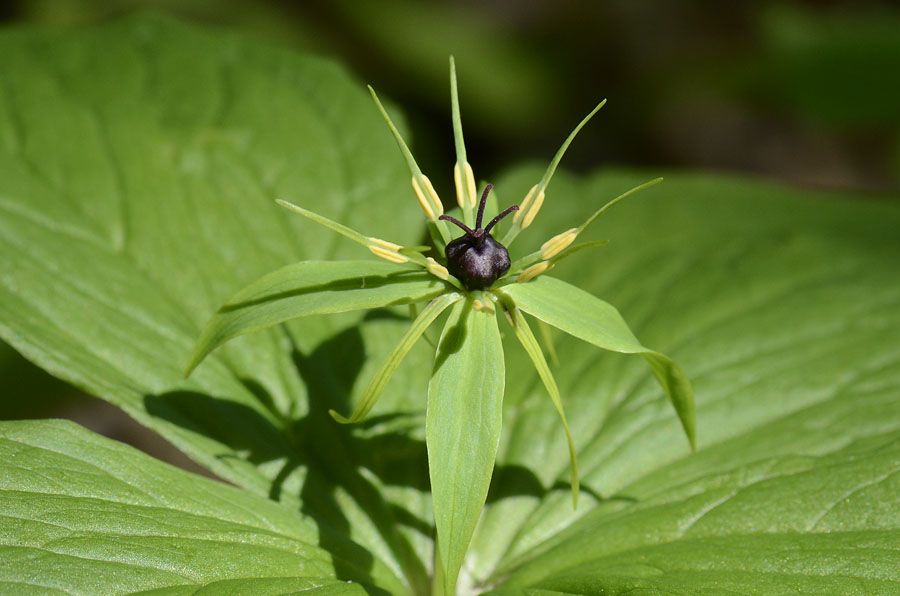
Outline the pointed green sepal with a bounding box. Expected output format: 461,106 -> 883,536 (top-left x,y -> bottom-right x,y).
277,199 -> 370,246
506,240 -> 611,279
502,99 -> 607,246
499,296 -> 580,507
329,292 -> 461,423
537,318 -> 560,367
450,56 -> 476,226
575,177 -> 663,235
368,86 -> 452,244
277,199 -> 429,268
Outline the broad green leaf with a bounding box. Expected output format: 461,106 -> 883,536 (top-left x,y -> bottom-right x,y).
427,300 -> 505,595
491,432 -> 900,595
331,291 -> 461,423
0,15 -> 434,592
0,419 -> 401,595
463,169 -> 900,593
501,275 -> 695,450
187,261 -> 446,374
2,12 -> 900,596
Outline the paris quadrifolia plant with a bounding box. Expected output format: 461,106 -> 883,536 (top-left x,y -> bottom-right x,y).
186,57 -> 695,595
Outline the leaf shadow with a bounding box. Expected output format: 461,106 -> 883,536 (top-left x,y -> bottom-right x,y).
485,464 -> 627,505
146,303 -> 623,592
146,314 -> 431,595
432,299 -> 471,373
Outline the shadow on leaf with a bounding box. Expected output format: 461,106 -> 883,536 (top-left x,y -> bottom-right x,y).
146,316 -> 430,594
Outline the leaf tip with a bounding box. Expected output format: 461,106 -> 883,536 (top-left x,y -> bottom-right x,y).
183,346 -> 206,379
328,409 -> 352,424
275,198 -> 300,213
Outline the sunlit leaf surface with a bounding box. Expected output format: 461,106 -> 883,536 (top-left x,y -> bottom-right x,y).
1,15 -> 899,595
427,302 -> 505,595
0,419 -> 397,594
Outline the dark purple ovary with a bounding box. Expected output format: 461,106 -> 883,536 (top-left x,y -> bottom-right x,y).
439,184 -> 518,291
444,233 -> 511,290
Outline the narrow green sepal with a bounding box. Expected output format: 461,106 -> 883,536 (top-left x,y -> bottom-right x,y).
369,85 -> 425,179
537,318 -> 560,367
502,99 -> 607,247
399,245 -> 432,255
368,85 -> 452,244
538,99 -> 607,191
575,177 -> 664,235
330,292 -> 461,424
450,56 -> 475,226
505,240 -> 610,280
277,199 -> 370,247
498,294 -> 580,508
551,239 -> 610,262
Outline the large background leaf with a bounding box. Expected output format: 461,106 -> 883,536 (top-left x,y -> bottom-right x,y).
1,13 -> 899,596
466,168 -> 900,593
0,419 -> 398,594
0,14 -> 436,594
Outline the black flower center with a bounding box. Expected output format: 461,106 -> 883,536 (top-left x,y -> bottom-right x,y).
439,184 -> 518,290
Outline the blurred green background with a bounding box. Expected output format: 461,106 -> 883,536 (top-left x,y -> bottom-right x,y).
2,0 -> 898,467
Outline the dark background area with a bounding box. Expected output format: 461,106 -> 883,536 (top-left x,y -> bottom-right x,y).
2,0 -> 898,471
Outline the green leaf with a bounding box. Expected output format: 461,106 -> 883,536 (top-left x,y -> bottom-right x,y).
331,291 -> 461,423
0,419 -> 401,595
0,16 -> 435,591
501,275 -> 696,450
187,261 -> 446,375
427,300 -> 505,595
3,12 -> 900,596
463,169 -> 900,593
491,436 -> 900,595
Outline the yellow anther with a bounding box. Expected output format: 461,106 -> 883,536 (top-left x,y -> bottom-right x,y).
453,163 -> 465,209
368,237 -> 408,264
471,299 -> 495,315
541,228 -> 578,259
422,175 -> 443,216
411,176 -> 436,220
463,162 -> 477,209
369,237 -> 403,251
521,189 -> 546,230
425,257 -> 450,281
513,184 -> 540,224
517,260 -> 554,283
369,246 -> 408,264
453,161 -> 478,210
